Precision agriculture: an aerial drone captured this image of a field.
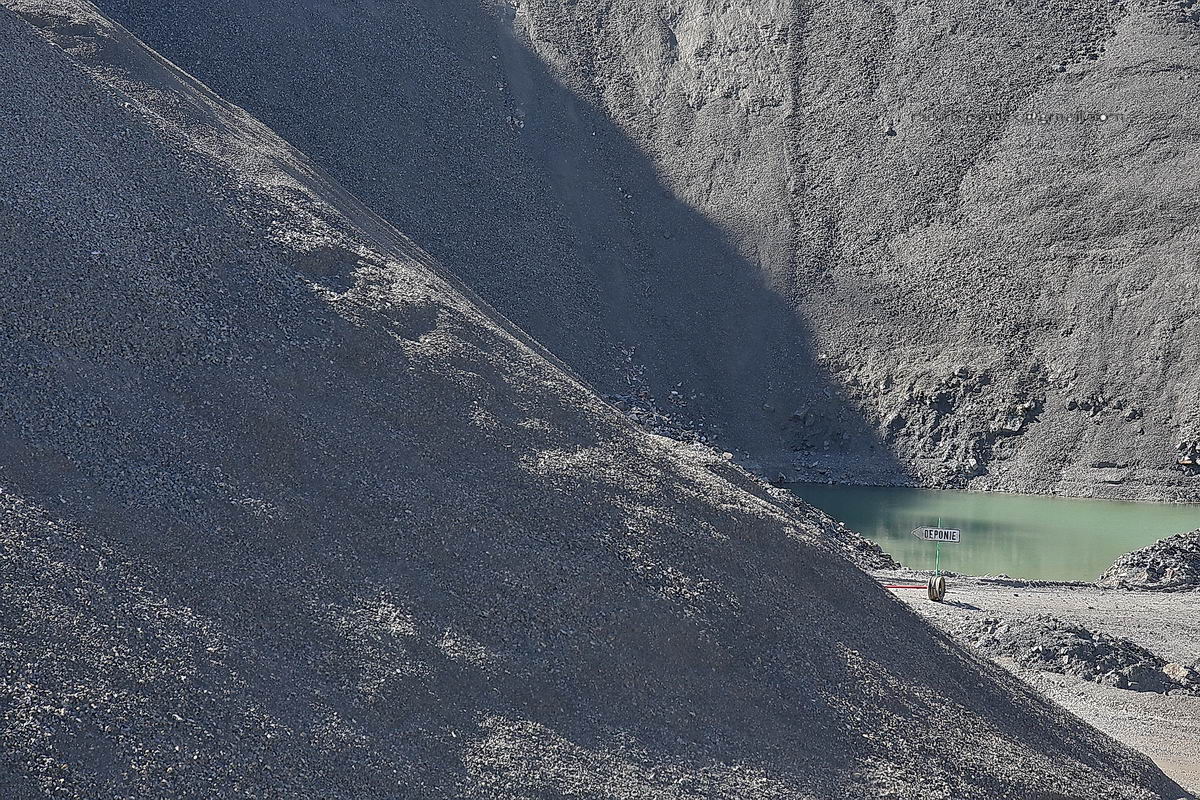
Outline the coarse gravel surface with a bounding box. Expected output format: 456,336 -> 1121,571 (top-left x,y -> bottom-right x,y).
0,3 -> 1190,798
1101,529 -> 1200,591
887,573 -> 1200,794
89,0 -> 1200,500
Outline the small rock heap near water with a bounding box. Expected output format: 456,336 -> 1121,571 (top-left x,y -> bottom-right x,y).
1099,529 -> 1200,591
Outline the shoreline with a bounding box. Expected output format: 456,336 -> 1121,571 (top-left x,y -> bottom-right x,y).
769,474 -> 1200,504
779,478 -> 1200,505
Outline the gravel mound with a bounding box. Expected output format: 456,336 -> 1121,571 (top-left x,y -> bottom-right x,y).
0,3 -> 1187,799
964,616 -> 1200,695
1100,530 -> 1200,591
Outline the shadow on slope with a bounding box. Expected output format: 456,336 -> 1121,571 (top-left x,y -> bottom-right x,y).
91,0 -> 905,484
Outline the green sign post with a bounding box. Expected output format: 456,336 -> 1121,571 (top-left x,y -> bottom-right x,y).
910,523 -> 961,602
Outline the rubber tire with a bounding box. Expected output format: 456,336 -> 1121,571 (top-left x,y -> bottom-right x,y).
927,575 -> 947,603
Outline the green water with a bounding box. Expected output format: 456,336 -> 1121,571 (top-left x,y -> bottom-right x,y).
790,484 -> 1200,581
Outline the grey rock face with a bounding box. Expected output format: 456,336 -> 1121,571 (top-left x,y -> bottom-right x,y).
90,0 -> 1200,499
0,3 -> 1186,798
1100,529 -> 1200,590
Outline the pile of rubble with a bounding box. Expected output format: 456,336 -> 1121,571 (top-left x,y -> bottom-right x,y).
963,615 -> 1200,694
1098,529 -> 1200,591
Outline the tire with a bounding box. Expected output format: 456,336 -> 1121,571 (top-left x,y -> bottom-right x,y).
927,575 -> 947,602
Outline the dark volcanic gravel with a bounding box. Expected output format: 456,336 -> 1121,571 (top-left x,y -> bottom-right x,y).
0,3 -> 1189,799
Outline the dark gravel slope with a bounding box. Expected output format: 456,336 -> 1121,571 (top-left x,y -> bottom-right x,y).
90,0 -> 1200,499
0,3 -> 1187,798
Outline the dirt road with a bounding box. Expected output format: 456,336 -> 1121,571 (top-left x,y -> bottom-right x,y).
883,573 -> 1200,795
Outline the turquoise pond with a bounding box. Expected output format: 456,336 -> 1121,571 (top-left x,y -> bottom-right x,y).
787,484 -> 1200,581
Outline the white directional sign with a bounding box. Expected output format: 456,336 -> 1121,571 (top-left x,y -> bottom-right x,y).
911,527 -> 961,543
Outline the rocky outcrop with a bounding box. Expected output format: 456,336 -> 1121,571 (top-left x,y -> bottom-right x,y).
1178,441 -> 1200,471
1099,529 -> 1200,591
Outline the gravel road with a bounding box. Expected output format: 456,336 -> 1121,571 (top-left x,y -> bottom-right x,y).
885,574 -> 1200,795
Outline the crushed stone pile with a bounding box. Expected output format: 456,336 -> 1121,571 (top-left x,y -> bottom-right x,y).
1100,530 -> 1200,591
963,616 -> 1200,695
759,487 -> 900,572
0,3 -> 1187,799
